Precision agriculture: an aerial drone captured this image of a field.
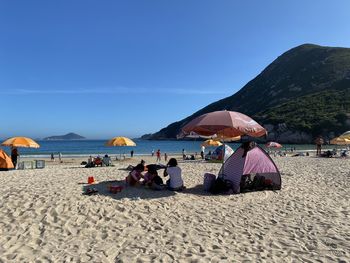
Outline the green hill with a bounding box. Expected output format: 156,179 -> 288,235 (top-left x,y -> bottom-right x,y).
143,44 -> 350,143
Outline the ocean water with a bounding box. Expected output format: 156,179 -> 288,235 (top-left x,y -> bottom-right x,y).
0,139 -> 323,158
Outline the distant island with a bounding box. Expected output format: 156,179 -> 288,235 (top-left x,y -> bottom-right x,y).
43,133 -> 85,140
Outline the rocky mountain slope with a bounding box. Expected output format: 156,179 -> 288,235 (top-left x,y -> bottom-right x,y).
143,44 -> 350,143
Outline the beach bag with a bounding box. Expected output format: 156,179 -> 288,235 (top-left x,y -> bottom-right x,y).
203,173 -> 216,191
240,174 -> 253,192
210,177 -> 233,195
252,174 -> 266,190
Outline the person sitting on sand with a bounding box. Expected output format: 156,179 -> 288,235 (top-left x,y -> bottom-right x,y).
94,155 -> 103,166
143,166 -> 164,190
164,158 -> 184,191
85,155 -> 95,168
127,163 -> 144,186
103,154 -> 111,166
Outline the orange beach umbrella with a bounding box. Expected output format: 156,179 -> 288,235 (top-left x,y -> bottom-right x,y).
1,137 -> 40,148
339,131 -> 350,140
330,137 -> 350,145
201,139 -> 222,147
105,137 -> 136,147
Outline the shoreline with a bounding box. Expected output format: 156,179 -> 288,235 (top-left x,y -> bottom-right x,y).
15,146 -> 347,159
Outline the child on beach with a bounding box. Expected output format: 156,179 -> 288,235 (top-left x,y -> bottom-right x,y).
164,158 -> 184,191
127,164 -> 144,186
142,166 -> 164,190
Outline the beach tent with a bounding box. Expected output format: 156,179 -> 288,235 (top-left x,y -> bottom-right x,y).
218,143 -> 281,194
211,144 -> 234,162
0,149 -> 14,171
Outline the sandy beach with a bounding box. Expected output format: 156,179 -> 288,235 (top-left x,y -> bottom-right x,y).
0,155 -> 349,262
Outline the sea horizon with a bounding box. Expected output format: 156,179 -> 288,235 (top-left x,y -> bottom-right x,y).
0,138 -> 338,158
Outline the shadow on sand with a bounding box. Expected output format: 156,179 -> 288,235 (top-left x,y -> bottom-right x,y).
82,180 -> 176,200
181,184 -> 212,196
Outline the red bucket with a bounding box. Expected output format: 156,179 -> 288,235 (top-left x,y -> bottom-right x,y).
88,176 -> 95,184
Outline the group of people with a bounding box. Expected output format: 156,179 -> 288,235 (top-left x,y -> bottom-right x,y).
85,154 -> 112,167
50,152 -> 63,163
126,158 -> 184,191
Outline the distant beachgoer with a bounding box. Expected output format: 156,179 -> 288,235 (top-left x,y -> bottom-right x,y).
200,150 -> 204,159
50,153 -> 54,161
94,155 -> 103,166
131,150 -> 134,158
102,154 -> 111,166
182,149 -> 186,156
164,152 -> 168,162
151,149 -> 155,157
315,136 -> 324,156
58,152 -> 62,163
164,158 -> 184,191
156,149 -> 161,162
87,155 -> 94,166
11,147 -> 19,168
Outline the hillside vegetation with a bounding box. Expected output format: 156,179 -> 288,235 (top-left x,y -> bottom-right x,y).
143,44 -> 350,143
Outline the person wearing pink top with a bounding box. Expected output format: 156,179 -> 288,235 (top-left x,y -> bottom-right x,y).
127,164 -> 144,186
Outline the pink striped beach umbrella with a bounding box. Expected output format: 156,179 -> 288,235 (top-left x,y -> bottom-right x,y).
181,110 -> 266,139
266,142 -> 282,148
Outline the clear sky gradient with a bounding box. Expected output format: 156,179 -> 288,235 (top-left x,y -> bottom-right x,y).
1,0 -> 350,139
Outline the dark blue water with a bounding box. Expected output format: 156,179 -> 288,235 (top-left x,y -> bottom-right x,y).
0,139 -> 319,157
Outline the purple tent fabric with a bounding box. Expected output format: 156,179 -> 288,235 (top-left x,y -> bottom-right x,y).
219,145 -> 281,193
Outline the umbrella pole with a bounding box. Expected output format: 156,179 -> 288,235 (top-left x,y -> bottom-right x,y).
221,141 -> 225,176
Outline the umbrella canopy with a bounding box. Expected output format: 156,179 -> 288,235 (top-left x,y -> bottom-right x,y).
339,131 -> 350,140
266,142 -> 282,148
1,137 -> 40,148
330,137 -> 350,145
105,137 -> 136,146
181,110 -> 266,139
201,139 -> 222,147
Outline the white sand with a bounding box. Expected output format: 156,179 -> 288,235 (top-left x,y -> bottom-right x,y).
0,155 -> 349,262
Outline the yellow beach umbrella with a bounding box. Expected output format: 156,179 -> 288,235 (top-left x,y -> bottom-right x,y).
201,139 -> 222,147
330,137 -> 350,145
339,131 -> 350,140
105,137 -> 136,146
1,137 -> 40,148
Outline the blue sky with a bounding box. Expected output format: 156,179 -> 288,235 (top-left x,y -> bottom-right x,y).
1,0 -> 350,139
